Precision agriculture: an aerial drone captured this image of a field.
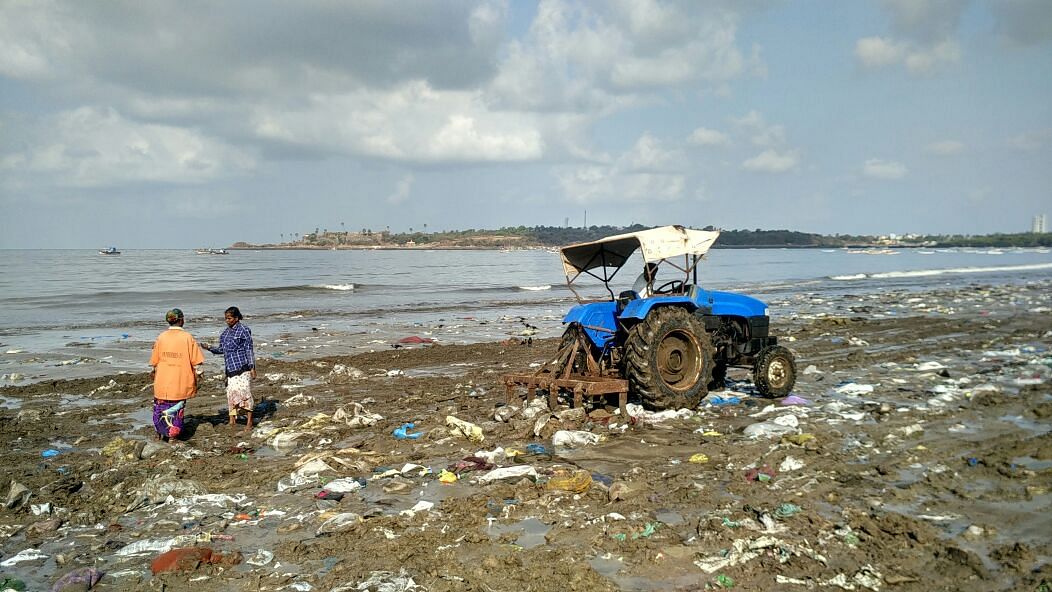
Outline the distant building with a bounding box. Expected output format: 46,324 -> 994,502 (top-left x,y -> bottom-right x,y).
1034,214 -> 1047,233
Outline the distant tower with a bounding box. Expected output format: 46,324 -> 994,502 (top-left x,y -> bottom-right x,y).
1034,214 -> 1047,233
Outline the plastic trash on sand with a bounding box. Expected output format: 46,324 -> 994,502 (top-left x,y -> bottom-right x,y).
277,473 -> 317,493
689,453 -> 710,464
742,421 -> 797,439
330,569 -> 422,592
546,468 -> 592,494
779,456 -> 805,472
392,423 -> 424,440
744,465 -> 777,483
835,382 -> 875,396
707,396 -> 741,406
0,548 -> 47,567
438,469 -> 458,483
780,395 -> 810,406
246,549 -> 274,567
520,397 -> 550,421
316,512 -> 363,535
478,466 -> 538,483
322,478 -> 366,493
552,430 -> 602,448
446,416 -> 484,443
293,458 -> 335,478
334,402 -> 383,427
693,535 -> 827,573
399,500 -> 434,517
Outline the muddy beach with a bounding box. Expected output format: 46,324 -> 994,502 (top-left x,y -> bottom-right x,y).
1,281 -> 1050,591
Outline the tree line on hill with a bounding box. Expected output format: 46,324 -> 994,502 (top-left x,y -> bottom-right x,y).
239,225 -> 1052,249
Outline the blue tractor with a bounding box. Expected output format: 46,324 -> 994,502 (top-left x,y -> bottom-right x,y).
555,225 -> 796,410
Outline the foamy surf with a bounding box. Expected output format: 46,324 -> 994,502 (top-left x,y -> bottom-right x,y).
318,284 -> 355,291
518,285 -> 552,291
830,262 -> 1052,281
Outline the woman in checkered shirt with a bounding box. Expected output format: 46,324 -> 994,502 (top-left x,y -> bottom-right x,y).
201,306 -> 256,432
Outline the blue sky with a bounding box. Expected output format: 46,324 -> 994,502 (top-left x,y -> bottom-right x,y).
1,0 -> 1050,248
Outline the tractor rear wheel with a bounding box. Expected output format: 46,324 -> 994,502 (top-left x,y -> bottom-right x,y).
754,345 -> 797,397
624,307 -> 713,410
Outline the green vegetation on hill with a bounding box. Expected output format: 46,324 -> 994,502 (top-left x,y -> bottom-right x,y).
235,225 -> 1052,249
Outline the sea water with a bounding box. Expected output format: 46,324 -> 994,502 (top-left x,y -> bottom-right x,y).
1,247 -> 1050,383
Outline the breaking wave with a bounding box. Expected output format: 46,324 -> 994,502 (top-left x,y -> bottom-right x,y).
830,262 -> 1052,281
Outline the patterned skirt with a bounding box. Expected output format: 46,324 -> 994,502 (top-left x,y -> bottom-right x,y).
153,399 -> 186,439
226,372 -> 254,415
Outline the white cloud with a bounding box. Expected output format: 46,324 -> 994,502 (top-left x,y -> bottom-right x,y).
250,81 -> 545,163
488,0 -> 758,112
556,131 -> 687,202
688,127 -> 730,146
1007,128 -> 1052,150
731,110 -> 788,147
387,174 -> 414,205
742,149 -> 800,173
623,133 -> 684,172
855,37 -> 906,67
855,36 -> 960,75
924,140 -> 966,155
558,166 -> 685,203
903,39 -> 961,74
863,158 -> 909,179
0,107 -> 255,188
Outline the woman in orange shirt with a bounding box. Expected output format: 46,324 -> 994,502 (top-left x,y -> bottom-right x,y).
149,308 -> 205,442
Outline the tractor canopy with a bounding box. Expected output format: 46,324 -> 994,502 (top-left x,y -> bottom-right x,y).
559,225 -> 720,300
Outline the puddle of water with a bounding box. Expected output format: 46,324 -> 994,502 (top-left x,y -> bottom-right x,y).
1010,456 -> 1052,471
999,414 -> 1051,435
0,394 -> 20,409
588,554 -> 623,578
485,517 -> 550,549
402,365 -> 472,378
652,510 -> 684,526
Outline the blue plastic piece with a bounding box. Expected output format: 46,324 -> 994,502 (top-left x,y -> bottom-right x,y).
525,443 -> 548,455
392,423 -> 423,440
709,396 -> 741,406
41,449 -> 61,458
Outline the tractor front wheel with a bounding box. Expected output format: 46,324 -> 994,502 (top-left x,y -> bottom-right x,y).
753,345 -> 797,397
624,307 -> 713,410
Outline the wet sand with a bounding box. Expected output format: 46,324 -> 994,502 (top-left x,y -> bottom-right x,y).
0,281 -> 1049,591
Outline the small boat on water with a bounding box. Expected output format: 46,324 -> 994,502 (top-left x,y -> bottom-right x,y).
99,247 -> 120,255
195,248 -> 229,255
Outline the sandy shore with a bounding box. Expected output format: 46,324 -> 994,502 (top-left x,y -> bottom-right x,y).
0,282 -> 1050,591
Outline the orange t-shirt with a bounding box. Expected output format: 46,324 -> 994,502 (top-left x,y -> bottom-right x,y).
149,327 -> 205,400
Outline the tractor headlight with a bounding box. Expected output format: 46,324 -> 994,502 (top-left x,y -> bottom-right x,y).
764,308 -> 769,317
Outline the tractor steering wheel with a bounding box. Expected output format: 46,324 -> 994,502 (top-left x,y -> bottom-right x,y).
654,280 -> 684,295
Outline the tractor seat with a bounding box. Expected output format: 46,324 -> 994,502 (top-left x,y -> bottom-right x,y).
616,290 -> 640,314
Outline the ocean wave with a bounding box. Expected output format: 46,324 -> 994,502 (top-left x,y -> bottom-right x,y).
518,285 -> 552,291
830,262 -> 1052,281
316,284 -> 356,291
